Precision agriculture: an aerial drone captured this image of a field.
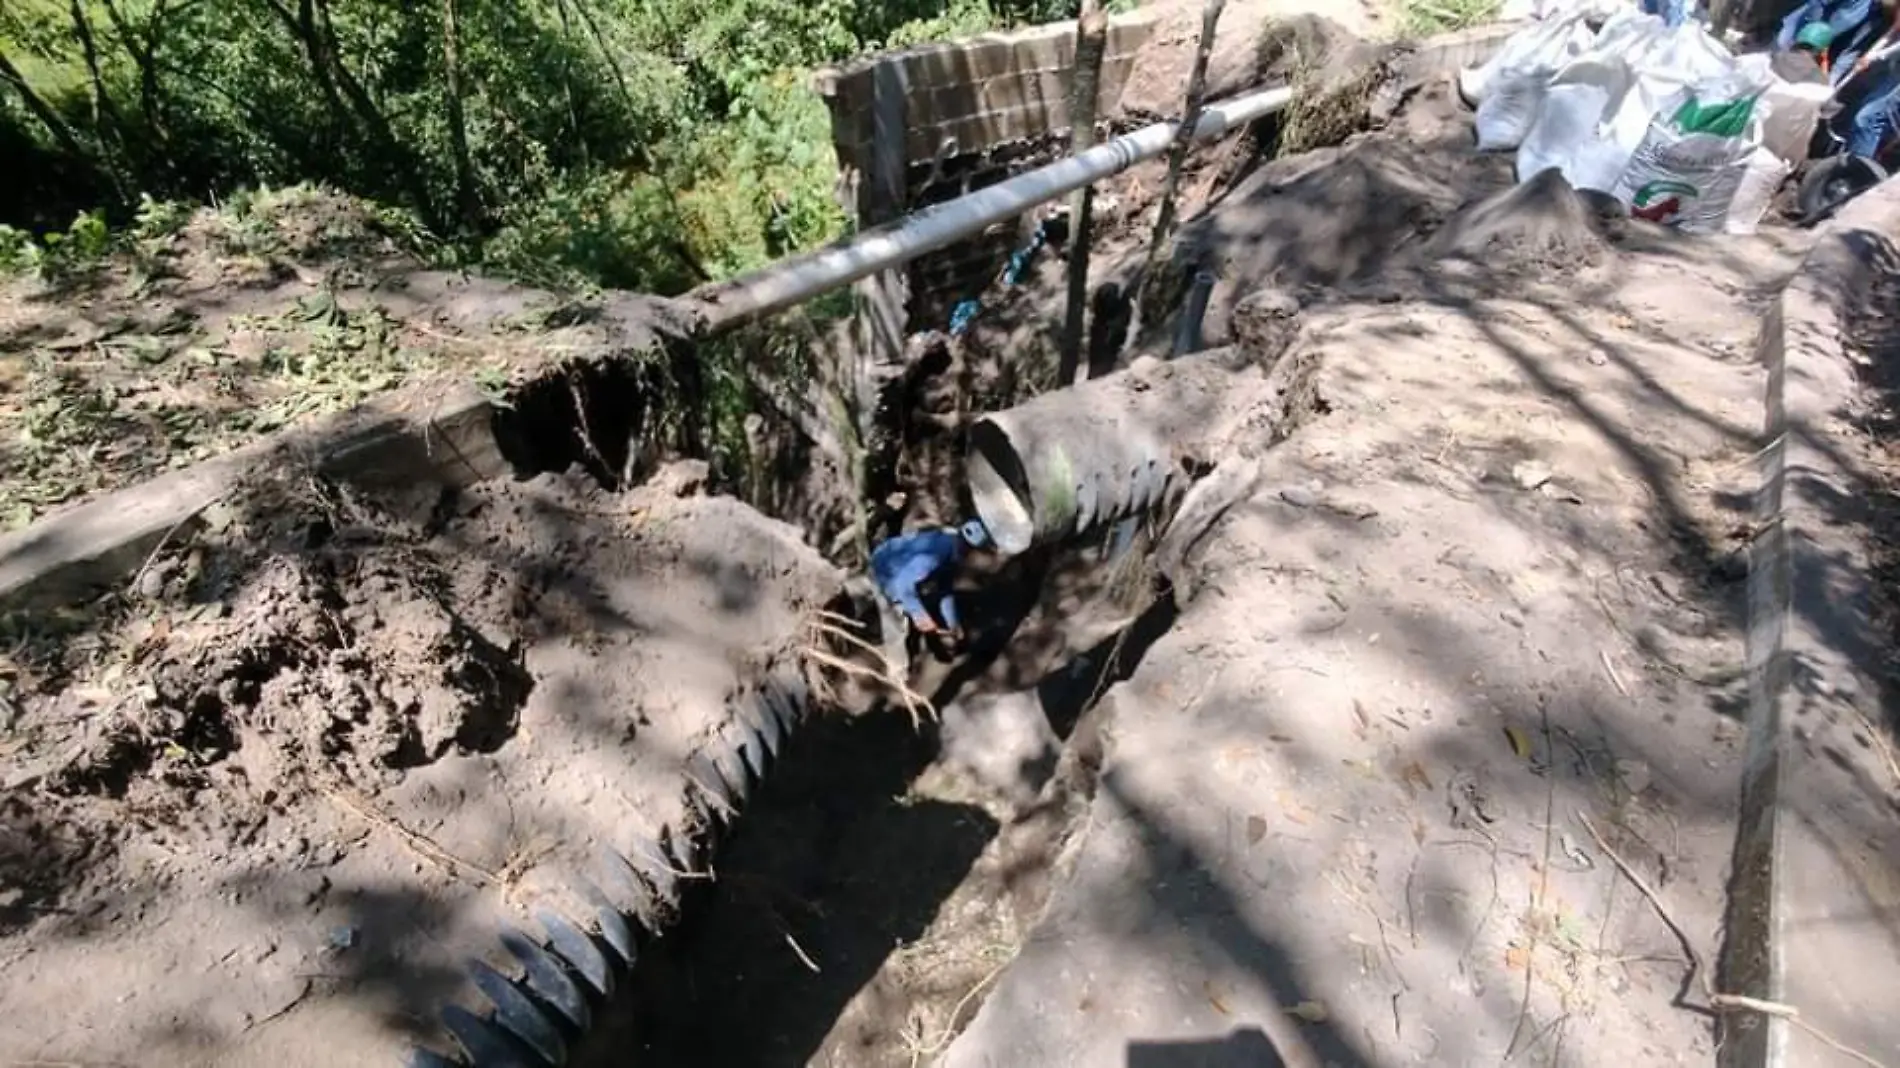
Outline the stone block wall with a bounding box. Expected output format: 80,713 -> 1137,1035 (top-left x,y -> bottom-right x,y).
816,13 -> 1155,177
814,12 -> 1159,333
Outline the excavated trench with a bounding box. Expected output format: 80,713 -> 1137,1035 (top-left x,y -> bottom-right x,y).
569,553 -> 1184,1067
4,29 -> 1407,1061
390,242 -> 1313,1065
508,340 -> 1223,1066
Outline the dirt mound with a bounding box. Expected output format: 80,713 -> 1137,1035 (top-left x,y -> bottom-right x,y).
1119,2 -> 1385,121
1427,166 -> 1614,273
0,458 -> 845,1065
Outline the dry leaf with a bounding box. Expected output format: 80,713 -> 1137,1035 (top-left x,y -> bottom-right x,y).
1504,944 -> 1531,972
1288,1000 -> 1330,1023
1397,760 -> 1434,796
1245,814 -> 1268,845
1502,725 -> 1533,760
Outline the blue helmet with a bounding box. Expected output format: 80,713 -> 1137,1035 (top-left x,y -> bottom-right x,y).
959,519 -> 991,548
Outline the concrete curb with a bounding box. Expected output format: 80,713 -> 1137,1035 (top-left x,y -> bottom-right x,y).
1396,20 -> 1528,83
1727,180 -> 1900,1067
0,378 -> 502,613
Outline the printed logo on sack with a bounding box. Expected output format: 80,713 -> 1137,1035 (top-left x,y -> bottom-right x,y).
1630,180 -> 1698,225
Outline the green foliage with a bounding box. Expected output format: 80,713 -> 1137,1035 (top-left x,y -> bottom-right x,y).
131,194 -> 192,242
1393,0 -> 1501,38
884,0 -> 1002,48
0,0 -> 1104,298
0,224 -> 36,275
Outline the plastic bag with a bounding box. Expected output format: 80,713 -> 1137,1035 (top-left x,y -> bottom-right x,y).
1517,84 -> 1613,183
1611,93 -> 1764,232
1512,53 -> 1637,189
1478,77 -> 1550,150
1518,83 -> 1634,190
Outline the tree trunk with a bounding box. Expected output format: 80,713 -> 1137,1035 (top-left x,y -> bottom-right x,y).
1058,0 -> 1109,388
0,49 -> 93,164
1133,0 -> 1225,339
98,0 -> 173,147
68,0 -> 127,147
260,0 -> 443,230
439,0 -> 481,233
551,0 -> 587,161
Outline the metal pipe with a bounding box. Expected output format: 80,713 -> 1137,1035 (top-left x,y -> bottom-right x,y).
967,353 -> 1243,556
690,86 -> 1297,332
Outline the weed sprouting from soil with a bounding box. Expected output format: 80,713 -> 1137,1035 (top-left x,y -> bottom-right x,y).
1393,0 -> 1503,38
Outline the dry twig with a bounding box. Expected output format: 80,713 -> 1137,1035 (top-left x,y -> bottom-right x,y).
1503,702 -> 1558,1063
322,783 -> 500,888
798,617 -> 937,729
1578,812 -> 1891,1068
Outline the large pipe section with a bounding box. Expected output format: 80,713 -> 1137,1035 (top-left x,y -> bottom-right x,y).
967,354 -> 1243,557
690,86 -> 1296,332
411,666 -> 813,1068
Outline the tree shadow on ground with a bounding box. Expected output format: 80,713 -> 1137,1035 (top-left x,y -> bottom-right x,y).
580,709 -> 997,1068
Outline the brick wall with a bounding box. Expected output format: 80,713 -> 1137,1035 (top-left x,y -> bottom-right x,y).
814,12 -> 1159,333
815,12 -> 1156,176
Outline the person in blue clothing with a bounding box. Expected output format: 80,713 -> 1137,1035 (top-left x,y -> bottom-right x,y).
1778,0 -> 1890,85
870,518 -> 991,671
1835,14 -> 1900,170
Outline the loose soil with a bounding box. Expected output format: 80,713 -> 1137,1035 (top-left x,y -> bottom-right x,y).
1848,260 -> 1900,747
940,83 -> 1816,1068
0,464 -> 842,1065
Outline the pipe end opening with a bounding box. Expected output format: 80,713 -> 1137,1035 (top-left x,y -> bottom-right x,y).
967,418 -> 1035,557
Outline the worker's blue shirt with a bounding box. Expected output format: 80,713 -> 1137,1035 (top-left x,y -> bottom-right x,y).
871,529 -> 965,630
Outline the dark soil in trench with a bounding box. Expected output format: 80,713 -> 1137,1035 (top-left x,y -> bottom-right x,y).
572,542 -> 1181,1067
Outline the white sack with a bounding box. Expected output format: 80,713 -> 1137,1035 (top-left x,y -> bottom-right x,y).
1724,146 -> 1791,234
1612,109 -> 1758,233
1478,77 -> 1550,151
1517,83 -> 1616,186
1760,78 -> 1830,165
1458,12 -> 1595,106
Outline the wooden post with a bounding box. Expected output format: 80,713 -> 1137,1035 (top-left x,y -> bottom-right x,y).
1133,0 -> 1226,339
857,61 -> 914,545
1059,0 -> 1110,387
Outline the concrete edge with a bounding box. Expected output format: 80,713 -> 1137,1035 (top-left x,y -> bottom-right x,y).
1395,20 -> 1531,83
0,377 -> 502,614
1727,180 -> 1900,1066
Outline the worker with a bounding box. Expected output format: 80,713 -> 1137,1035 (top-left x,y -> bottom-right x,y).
870,518 -> 991,672
1841,19 -> 1900,166
1778,0 -> 1889,85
